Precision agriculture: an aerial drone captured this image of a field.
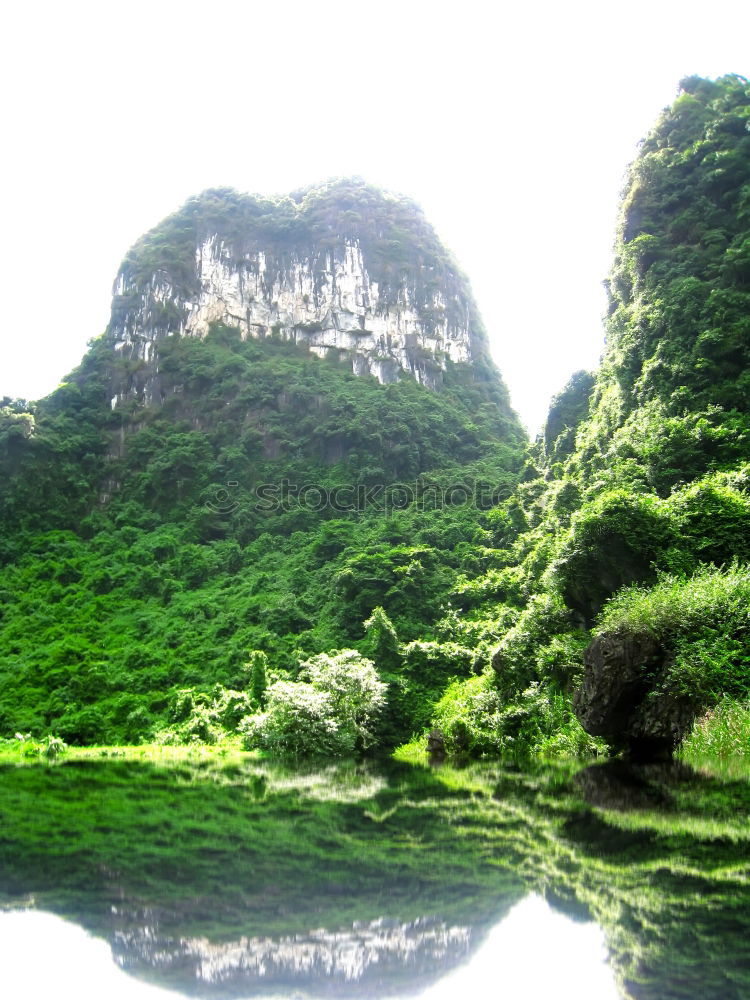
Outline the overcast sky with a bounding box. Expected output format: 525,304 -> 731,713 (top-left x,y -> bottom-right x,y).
1,0 -> 748,432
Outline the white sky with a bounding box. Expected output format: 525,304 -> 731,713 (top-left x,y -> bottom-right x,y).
1,0 -> 748,433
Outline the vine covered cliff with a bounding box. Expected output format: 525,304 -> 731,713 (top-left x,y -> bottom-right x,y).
425,74 -> 750,760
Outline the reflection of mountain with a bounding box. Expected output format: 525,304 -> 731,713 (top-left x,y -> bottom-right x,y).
113,915 -> 474,997
2,898 -> 621,1000
1,758 -> 750,999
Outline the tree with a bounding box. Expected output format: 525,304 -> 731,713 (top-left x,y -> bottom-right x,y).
241,682 -> 343,756
246,650 -> 269,708
301,650 -> 387,749
362,607 -> 401,671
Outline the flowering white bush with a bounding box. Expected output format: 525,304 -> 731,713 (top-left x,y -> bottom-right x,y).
239,651 -> 387,757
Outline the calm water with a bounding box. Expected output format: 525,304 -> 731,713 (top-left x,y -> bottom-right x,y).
0,755 -> 749,1000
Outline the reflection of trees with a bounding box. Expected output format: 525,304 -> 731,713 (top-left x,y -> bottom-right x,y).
564,760 -> 750,1000
0,757 -> 749,999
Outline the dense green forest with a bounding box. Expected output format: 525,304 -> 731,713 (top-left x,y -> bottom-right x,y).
1,75 -> 749,757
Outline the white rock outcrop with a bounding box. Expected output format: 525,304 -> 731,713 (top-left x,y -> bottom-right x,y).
108,237 -> 474,403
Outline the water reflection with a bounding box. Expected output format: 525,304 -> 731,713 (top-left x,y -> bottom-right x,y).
0,910 -> 180,1000
416,895 -> 619,1000
114,912 -> 473,995
0,895 -> 619,1000
1,756 -> 749,999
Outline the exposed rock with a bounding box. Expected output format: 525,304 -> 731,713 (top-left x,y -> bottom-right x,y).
109,240 -> 470,403
104,182 -> 489,410
427,728 -> 447,760
574,632 -> 662,739
574,632 -> 699,759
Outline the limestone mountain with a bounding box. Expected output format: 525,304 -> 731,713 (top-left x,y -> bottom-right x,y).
0,180 -> 525,744
8,73 -> 748,759
106,178 -> 495,406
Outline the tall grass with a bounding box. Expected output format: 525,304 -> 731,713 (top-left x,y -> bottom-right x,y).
679,698 -> 750,757
596,563 -> 750,706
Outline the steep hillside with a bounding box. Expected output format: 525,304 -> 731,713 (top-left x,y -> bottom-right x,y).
0,181 -> 525,745
574,73 -> 750,493
421,75 -> 750,759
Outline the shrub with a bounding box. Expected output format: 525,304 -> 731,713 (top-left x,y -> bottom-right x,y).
13,732 -> 68,760
169,688 -> 198,723
123,706 -> 154,743
432,673 -> 503,755
598,563 -> 750,641
214,687 -> 254,729
301,650 -> 387,750
400,640 -> 476,687
53,706 -> 111,745
156,704 -> 223,746
552,490 -> 679,623
431,674 -> 603,758
667,479 -> 750,567
247,651 -> 269,709
156,686 -> 235,745
239,682 -> 345,756
451,566 -> 525,607
239,650 -> 387,757
362,607 -> 401,671
491,591 -> 574,698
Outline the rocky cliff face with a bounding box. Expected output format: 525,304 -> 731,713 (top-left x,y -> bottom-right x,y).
105,180 -> 489,409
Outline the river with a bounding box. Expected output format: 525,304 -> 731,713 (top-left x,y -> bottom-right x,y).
0,754 -> 748,999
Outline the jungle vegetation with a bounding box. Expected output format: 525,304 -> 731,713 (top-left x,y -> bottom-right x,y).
1,75 -> 749,756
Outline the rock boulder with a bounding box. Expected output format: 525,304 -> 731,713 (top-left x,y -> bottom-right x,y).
574,631 -> 699,759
